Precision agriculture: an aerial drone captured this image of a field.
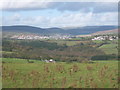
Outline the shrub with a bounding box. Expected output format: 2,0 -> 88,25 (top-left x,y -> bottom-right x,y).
91,54 -> 117,60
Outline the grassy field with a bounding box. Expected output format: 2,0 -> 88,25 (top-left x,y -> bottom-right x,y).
99,44 -> 118,55
2,58 -> 119,88
93,40 -> 118,55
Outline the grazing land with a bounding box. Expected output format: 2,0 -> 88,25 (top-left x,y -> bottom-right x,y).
1,1 -> 119,88
2,34 -> 119,88
2,58 -> 118,88
93,40 -> 118,55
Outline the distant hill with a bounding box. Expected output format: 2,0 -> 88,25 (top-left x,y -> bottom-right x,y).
2,25 -> 47,34
1,25 -> 118,35
76,29 -> 119,37
66,26 -> 118,35
91,29 -> 118,35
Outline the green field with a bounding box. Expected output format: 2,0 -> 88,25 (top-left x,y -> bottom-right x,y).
93,40 -> 118,55
2,37 -> 119,88
99,44 -> 118,55
2,58 -> 118,88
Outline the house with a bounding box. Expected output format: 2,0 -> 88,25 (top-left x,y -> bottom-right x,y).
92,35 -> 118,41
49,59 -> 56,63
44,59 -> 56,63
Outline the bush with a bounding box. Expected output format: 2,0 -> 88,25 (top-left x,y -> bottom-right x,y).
91,54 -> 117,60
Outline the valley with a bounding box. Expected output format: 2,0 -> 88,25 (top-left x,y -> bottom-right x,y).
1,25 -> 119,88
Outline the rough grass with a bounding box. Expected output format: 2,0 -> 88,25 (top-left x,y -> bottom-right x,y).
2,58 -> 119,88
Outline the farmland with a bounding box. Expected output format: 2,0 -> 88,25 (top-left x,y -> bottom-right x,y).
1,1 -> 119,88
2,58 -> 119,88
2,36 -> 119,88
93,40 -> 118,55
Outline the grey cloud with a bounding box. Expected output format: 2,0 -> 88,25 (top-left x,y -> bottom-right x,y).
92,2 -> 118,13
51,2 -> 118,13
1,2 -> 118,13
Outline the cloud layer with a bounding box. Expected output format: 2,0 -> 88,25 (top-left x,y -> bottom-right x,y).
1,0 -> 118,13
1,1 -> 118,27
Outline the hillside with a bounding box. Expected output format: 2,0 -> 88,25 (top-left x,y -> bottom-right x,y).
2,25 -> 47,34
91,29 -> 118,35
63,26 -> 117,35
1,25 -> 118,35
76,29 -> 118,37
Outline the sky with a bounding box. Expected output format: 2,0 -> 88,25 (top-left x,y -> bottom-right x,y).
0,0 -> 119,28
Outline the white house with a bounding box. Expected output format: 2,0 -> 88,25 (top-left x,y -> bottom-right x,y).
44,59 -> 56,63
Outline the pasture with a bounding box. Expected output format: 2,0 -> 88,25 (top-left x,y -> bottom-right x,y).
99,44 -> 118,55
2,58 -> 119,88
93,40 -> 118,55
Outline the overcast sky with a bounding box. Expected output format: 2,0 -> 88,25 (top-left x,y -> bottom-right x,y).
0,0 -> 119,28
